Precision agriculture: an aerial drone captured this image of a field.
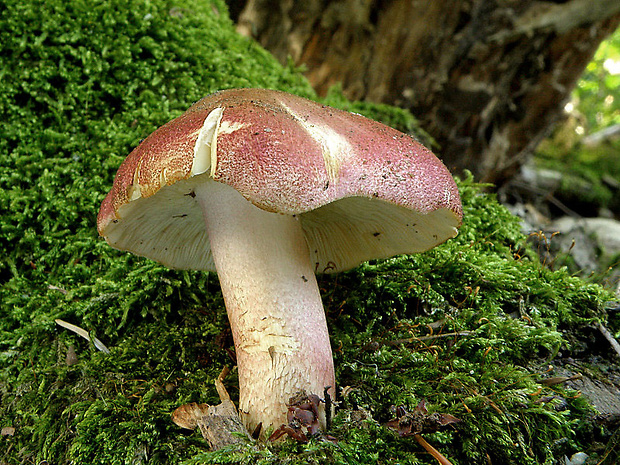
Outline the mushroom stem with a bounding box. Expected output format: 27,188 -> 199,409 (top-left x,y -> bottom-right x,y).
194,179 -> 335,435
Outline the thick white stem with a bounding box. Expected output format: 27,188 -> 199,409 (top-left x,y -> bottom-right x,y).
194,179 -> 335,435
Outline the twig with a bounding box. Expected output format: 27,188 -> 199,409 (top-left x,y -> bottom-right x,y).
414,434 -> 455,465
55,319 -> 110,354
539,373 -> 583,386
598,322 -> 620,358
385,331 -> 474,346
215,366 -> 231,401
508,180 -> 582,218
324,385 -> 332,431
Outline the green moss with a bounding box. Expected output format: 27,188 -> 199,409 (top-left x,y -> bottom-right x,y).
1,1 -> 617,464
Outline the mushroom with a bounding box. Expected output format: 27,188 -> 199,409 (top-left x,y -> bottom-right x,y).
97,88 -> 463,436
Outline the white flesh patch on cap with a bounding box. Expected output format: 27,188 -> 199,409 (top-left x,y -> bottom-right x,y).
218,120 -> 248,135
128,159 -> 143,201
210,120 -> 247,177
279,101 -> 353,184
191,107 -> 224,178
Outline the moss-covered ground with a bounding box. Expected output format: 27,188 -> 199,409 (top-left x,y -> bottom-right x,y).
1,1 -> 618,464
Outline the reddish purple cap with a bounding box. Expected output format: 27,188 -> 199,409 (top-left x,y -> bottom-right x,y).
98,88 -> 462,272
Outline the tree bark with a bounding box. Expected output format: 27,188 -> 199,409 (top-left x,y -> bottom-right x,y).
235,0 -> 620,184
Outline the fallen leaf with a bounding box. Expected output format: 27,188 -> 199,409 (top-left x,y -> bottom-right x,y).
171,403 -> 210,430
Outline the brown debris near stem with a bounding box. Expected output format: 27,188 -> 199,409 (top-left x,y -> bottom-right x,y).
171,402 -> 211,430
171,367 -> 251,450
269,390 -> 336,443
386,401 -> 460,465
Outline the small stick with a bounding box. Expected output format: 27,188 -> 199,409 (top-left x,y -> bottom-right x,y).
598,323 -> 620,358
414,434 -> 455,465
324,385 -> 332,431
386,331 -> 474,346
55,319 -> 110,354
215,366 -> 231,402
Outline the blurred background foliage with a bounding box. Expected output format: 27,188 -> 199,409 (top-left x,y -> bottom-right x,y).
576,29 -> 620,133
535,27 -> 620,206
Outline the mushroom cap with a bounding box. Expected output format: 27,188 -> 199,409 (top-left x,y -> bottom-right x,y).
97,88 -> 463,273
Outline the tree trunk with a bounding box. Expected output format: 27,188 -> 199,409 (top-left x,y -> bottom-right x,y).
235,0 -> 620,184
